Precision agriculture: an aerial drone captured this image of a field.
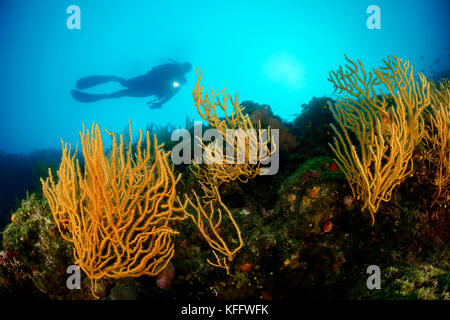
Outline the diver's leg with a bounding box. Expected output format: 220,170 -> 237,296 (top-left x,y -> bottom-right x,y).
96,87 -> 154,102
120,74 -> 155,89
107,89 -> 133,99
72,90 -> 108,103
72,88 -> 135,102
76,76 -> 128,90
111,76 -> 129,87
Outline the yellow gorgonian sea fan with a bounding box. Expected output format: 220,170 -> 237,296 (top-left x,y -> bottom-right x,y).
424,79 -> 450,204
41,121 -> 186,298
181,185 -> 243,275
328,55 -> 429,224
192,68 -> 276,202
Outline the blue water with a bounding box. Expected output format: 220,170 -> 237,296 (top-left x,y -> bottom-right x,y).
0,0 -> 449,154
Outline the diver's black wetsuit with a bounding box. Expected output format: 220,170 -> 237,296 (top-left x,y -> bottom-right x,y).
71,61 -> 192,109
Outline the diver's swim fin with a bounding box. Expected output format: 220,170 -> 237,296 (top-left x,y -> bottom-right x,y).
71,90 -> 108,103
76,76 -> 119,90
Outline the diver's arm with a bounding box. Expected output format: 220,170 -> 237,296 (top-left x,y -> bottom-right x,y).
146,97 -> 160,107
147,90 -> 178,109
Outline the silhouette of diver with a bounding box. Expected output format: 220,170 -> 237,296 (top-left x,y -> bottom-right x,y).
71,59 -> 192,109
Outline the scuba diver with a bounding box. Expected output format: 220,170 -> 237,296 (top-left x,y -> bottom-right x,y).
71,59 -> 192,109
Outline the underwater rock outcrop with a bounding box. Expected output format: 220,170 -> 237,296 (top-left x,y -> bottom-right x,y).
0,194 -> 91,299
0,63 -> 448,301
242,101 -> 299,153
276,156 -> 345,233
292,96 -> 336,156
